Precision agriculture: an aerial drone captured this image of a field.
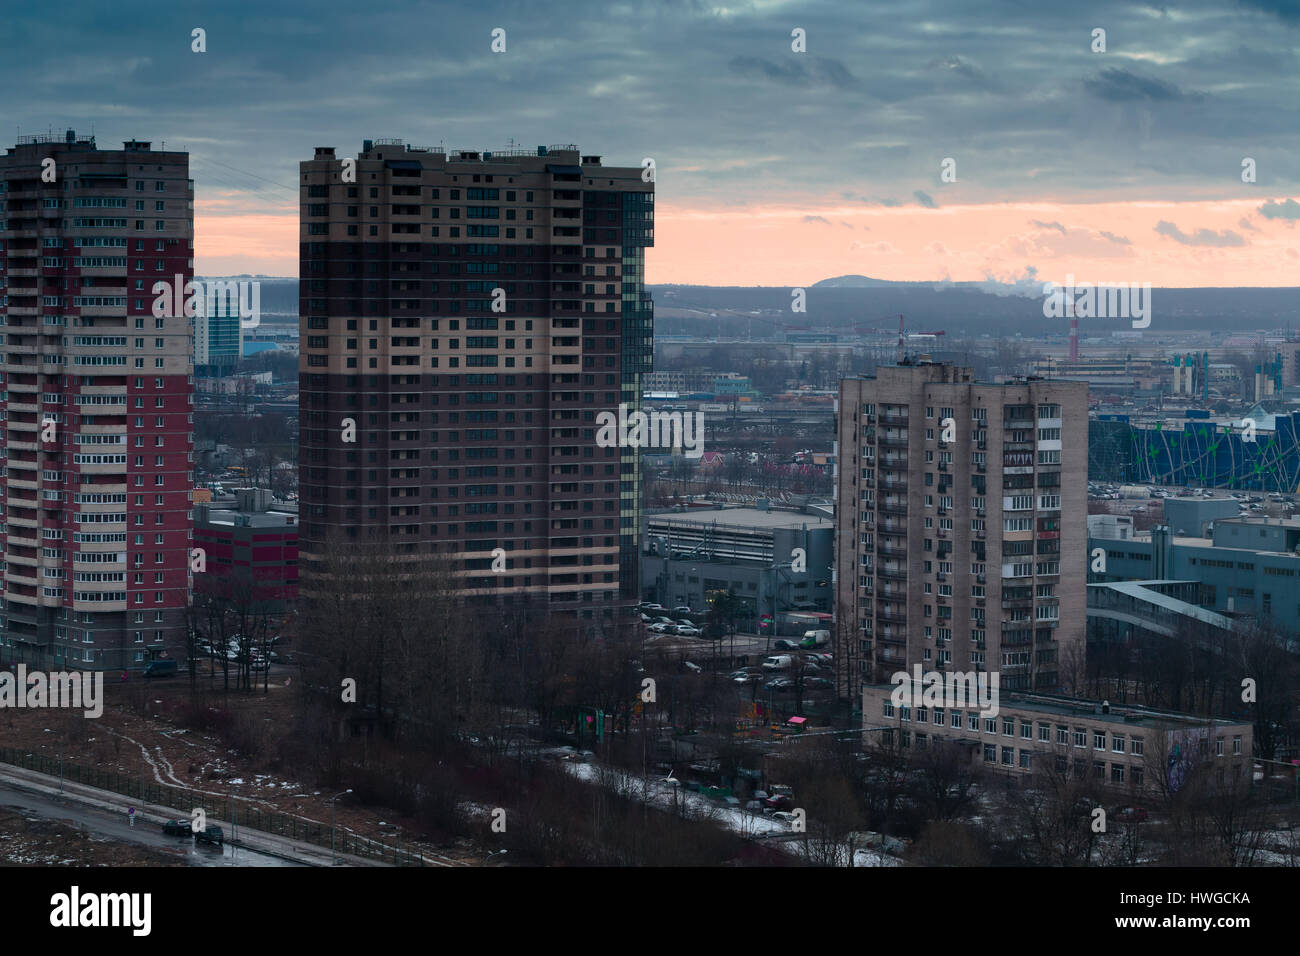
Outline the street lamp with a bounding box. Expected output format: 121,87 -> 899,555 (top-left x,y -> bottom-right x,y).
330,789 -> 352,864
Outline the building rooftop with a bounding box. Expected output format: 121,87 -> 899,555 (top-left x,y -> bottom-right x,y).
863,683 -> 1249,730
202,509 -> 298,529
646,506 -> 834,532
1089,580 -> 1233,630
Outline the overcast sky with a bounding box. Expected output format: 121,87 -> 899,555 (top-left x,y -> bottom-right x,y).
4,0 -> 1299,285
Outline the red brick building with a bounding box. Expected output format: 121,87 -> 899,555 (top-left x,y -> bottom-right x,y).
0,132 -> 194,671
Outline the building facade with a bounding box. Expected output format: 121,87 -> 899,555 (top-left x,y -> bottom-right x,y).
835,363 -> 1088,698
298,141 -> 653,619
0,132 -> 194,670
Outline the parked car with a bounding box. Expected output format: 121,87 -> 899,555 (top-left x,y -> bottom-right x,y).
676,619 -> 694,627
682,661 -> 702,673
640,603 -> 666,614
677,627 -> 703,638
671,606 -> 693,617
765,792 -> 794,811
762,655 -> 793,671
161,819 -> 192,837
1115,805 -> 1149,823
773,639 -> 798,651
766,678 -> 794,691
806,677 -> 834,689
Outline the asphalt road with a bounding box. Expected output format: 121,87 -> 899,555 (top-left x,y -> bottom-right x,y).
0,779 -> 303,867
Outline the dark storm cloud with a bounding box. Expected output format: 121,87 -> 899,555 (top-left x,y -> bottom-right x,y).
728,55 -> 858,89
1083,68 -> 1202,102
0,0 -> 1293,215
1238,0 -> 1300,23
1155,220 -> 1247,246
913,190 -> 937,208
1099,231 -> 1132,245
803,215 -> 831,224
1031,220 -> 1068,234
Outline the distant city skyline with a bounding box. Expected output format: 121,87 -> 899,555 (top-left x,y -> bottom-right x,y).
7,0 -> 1299,286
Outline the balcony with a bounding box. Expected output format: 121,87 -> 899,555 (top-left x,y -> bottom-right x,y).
878,435 -> 908,448
880,413 -> 909,426
877,609 -> 907,624
878,567 -> 907,581
877,544 -> 907,558
880,500 -> 907,516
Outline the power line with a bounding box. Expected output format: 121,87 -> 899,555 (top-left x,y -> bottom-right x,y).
196,157 -> 298,195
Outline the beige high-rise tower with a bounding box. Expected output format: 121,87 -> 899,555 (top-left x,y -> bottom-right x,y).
834,362 -> 1087,699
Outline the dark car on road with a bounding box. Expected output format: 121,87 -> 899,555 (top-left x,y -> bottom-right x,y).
161,819 -> 191,836
194,825 -> 224,846
143,659 -> 178,678
773,639 -> 798,651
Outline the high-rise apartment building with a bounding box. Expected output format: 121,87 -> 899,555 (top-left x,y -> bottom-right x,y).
298,141 -> 653,618
835,362 -> 1087,698
0,132 -> 194,670
193,292 -> 243,374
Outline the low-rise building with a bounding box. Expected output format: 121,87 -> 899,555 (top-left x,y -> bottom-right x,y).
1090,517 -> 1300,620
862,682 -> 1253,793
193,494 -> 299,610
640,503 -> 833,622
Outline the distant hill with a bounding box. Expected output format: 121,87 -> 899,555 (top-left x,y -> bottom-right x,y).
647,281 -> 1300,340
812,274 -> 924,289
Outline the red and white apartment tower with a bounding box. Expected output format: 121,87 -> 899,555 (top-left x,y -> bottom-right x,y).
0,132 -> 194,672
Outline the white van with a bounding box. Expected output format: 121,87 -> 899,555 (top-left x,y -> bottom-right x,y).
800,630 -> 830,648
762,655 -> 793,671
